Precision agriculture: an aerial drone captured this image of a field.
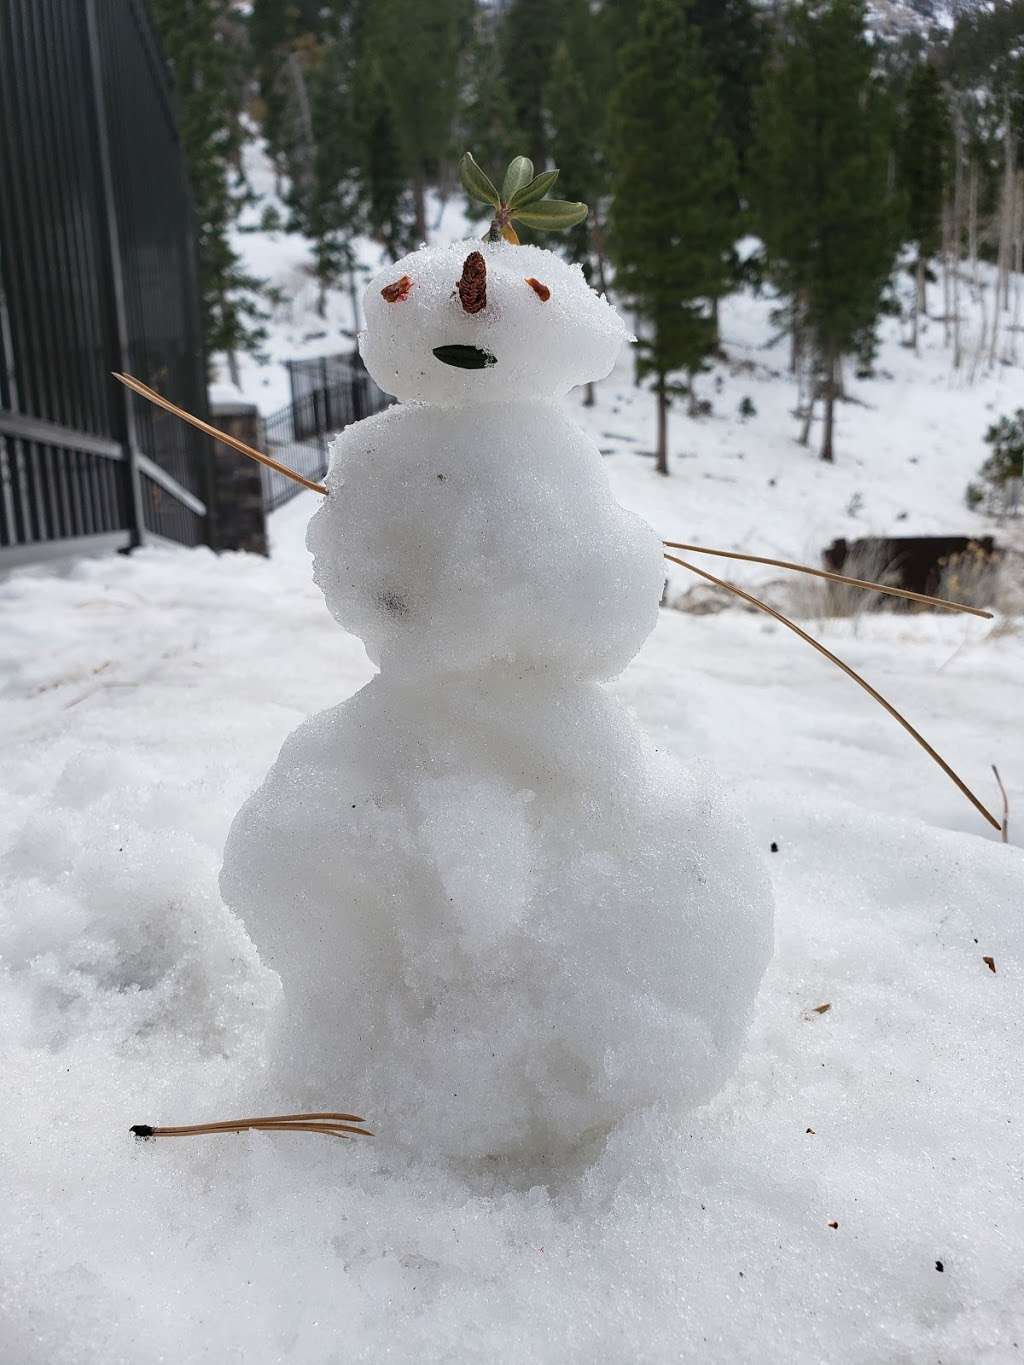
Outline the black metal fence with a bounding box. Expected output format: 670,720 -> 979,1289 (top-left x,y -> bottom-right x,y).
261,362 -> 391,512
0,0 -> 212,568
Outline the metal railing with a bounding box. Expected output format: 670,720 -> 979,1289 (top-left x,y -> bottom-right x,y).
260,363 -> 391,513
0,0 -> 211,568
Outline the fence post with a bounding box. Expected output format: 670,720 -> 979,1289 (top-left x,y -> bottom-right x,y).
85,0 -> 146,551
209,400 -> 269,556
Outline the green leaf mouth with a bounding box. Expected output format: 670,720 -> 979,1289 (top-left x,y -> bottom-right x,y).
432,344 -> 497,370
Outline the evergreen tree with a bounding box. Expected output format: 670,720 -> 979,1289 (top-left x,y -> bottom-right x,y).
306,8 -> 365,325
754,0 -> 899,462
150,0 -> 267,377
361,0 -> 475,242
251,0 -> 340,173
457,14 -> 525,221
546,0 -> 608,285
249,0 -> 295,172
899,60 -> 951,348
687,0 -> 765,321
688,0 -> 768,189
500,0 -> 570,169
353,54 -> 415,259
608,0 -> 735,475
547,33 -> 607,404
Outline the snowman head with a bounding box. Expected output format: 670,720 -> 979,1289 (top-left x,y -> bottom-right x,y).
360,240 -> 629,405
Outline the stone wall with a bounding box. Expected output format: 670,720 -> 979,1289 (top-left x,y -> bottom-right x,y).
209,401 -> 268,557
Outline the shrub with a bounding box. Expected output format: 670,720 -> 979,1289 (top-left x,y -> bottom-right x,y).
965,409 -> 1024,517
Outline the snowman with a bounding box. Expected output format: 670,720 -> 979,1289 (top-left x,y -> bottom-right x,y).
218,159 -> 774,1165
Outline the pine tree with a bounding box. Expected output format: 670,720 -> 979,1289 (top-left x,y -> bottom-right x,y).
687,0 -> 765,323
249,0 -> 295,174
150,0 -> 267,377
500,0 -> 570,169
547,36 -> 606,404
306,9 -> 365,325
546,0 -> 607,283
361,0 -> 474,242
688,0 -> 767,190
353,54 -> 414,259
608,0 -> 735,475
900,60 -> 951,349
754,0 -> 899,462
457,14 -> 525,220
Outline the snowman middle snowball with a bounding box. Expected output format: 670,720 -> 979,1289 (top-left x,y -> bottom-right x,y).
220,240 -> 773,1164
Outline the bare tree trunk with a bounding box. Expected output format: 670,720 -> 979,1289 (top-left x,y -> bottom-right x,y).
227,349 -> 240,389
951,202 -> 963,370
1010,172 -> 1024,366
968,159 -> 979,290
283,53 -> 315,215
913,255 -> 926,351
591,219 -> 610,296
347,259 -> 362,337
995,105 -> 1016,331
941,202 -> 952,350
687,370 -> 699,417
971,280 -> 988,384
820,342 -> 837,463
412,172 -> 428,244
789,293 -> 804,375
951,104 -> 965,368
656,377 -> 669,476
798,377 -> 815,447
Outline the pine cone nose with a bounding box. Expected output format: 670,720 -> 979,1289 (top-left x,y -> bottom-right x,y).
457,251 -> 487,314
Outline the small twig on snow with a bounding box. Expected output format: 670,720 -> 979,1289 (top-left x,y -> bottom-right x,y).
991,764 -> 1010,844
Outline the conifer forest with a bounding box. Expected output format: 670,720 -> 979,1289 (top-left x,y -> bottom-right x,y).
154,0 -> 1024,469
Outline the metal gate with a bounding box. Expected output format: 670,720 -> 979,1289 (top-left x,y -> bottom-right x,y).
261,356 -> 391,512
0,0 -> 212,568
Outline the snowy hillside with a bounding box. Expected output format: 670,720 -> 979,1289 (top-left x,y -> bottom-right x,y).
218,143 -> 1024,608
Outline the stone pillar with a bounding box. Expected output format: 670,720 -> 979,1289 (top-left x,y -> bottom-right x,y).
209,400 -> 269,557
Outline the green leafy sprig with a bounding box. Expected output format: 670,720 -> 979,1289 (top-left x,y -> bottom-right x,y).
459,151 -> 588,243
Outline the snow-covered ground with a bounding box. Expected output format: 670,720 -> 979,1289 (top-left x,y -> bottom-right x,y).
1,490 -> 1021,1362
2,170 -> 1023,1358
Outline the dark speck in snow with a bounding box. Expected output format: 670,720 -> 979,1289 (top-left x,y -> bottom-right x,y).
770,841 -> 779,853
379,589 -> 409,618
936,1261 -> 944,1272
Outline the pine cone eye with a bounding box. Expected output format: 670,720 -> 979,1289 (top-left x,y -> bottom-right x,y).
525,277 -> 550,302
381,276 -> 412,303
